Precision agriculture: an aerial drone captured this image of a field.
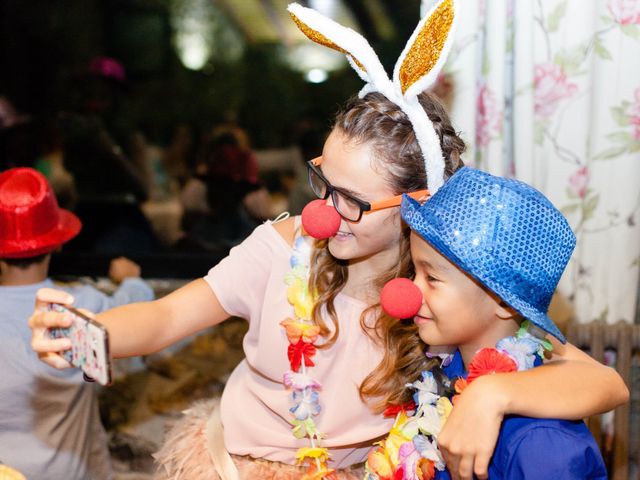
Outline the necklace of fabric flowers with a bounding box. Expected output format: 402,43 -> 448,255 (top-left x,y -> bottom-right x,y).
364,321 -> 553,480
280,235 -> 336,479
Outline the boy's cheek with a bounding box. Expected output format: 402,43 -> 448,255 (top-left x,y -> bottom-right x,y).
416,323 -> 435,344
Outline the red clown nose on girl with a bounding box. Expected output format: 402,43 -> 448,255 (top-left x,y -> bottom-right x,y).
301,199 -> 341,239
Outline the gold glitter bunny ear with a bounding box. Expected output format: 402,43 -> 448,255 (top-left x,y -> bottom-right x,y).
388,0 -> 457,193
393,0 -> 456,99
288,0 -> 458,194
287,3 -> 392,93
289,9 -> 363,72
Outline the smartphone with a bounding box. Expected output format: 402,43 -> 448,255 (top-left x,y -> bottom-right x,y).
46,304 -> 112,385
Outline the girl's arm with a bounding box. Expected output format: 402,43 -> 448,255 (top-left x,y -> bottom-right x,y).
30,279 -> 230,367
437,340 -> 629,480
98,278 -> 230,358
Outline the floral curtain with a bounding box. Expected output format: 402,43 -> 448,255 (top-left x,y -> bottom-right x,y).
430,0 -> 640,325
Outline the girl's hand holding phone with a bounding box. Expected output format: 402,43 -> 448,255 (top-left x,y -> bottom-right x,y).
29,288 -> 76,369
46,304 -> 112,385
29,288 -> 112,385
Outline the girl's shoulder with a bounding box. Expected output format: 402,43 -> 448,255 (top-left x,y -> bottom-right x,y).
271,215 -> 298,248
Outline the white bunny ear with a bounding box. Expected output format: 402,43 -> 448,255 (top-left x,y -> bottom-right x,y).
393,0 -> 457,99
288,1 -> 458,194
287,3 -> 390,90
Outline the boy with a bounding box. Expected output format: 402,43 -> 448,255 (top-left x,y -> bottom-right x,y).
368,167 -> 607,479
0,167 -> 154,479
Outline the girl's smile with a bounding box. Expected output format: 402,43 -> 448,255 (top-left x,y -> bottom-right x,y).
332,230 -> 354,241
413,314 -> 432,325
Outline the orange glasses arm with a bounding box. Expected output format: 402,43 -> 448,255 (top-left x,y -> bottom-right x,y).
369,189 -> 430,212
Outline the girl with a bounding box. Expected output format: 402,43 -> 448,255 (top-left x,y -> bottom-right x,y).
30,2 -> 628,479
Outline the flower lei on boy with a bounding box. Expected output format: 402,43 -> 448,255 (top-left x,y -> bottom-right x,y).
364,322 -> 553,480
280,235 -> 335,479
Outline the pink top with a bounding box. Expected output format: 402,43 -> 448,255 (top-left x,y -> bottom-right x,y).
204,220 -> 393,467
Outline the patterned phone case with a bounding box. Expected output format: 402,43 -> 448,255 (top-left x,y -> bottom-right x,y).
47,304 -> 112,385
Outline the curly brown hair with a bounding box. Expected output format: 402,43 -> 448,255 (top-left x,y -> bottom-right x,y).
307,91 -> 465,413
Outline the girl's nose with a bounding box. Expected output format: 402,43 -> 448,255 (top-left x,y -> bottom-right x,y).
301,199 -> 341,239
325,194 -> 335,208
380,278 -> 423,319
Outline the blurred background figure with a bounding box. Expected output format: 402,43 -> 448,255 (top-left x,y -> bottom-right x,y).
0,96 -> 29,130
286,116 -> 327,215
57,56 -> 158,255
0,100 -> 77,209
177,124 -> 271,249
163,123 -> 197,191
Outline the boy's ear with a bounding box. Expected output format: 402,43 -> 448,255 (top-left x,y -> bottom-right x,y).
496,301 -> 518,321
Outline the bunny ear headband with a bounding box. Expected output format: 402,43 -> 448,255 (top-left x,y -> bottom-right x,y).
288,0 -> 457,193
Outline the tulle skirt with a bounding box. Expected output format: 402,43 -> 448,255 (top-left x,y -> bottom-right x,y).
153,398 -> 365,480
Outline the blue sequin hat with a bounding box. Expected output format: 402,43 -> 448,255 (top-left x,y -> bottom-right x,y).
401,167 -> 576,343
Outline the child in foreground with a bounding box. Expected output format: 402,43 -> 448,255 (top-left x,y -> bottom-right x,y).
0,167 -> 154,479
367,167 -> 609,480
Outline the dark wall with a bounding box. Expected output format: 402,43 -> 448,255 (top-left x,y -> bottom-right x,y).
0,0 -> 366,149
0,0 -> 420,149
0,0 -> 105,114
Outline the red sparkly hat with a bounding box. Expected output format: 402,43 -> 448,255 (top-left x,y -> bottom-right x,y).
0,168 -> 81,258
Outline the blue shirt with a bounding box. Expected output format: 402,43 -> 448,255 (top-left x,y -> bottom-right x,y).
0,277 -> 153,480
434,350 -> 607,480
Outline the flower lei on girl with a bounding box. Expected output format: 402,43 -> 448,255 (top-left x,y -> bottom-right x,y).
364,321 -> 553,480
280,235 -> 336,479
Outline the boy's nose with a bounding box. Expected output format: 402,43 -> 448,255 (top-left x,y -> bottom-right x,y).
380,278 -> 423,319
411,275 -> 427,293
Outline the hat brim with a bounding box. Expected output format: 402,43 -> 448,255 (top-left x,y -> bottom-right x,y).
402,195 -> 566,343
0,209 -> 81,259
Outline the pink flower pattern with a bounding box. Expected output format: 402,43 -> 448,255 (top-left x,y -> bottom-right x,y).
607,0 -> 640,25
534,63 -> 578,117
429,72 -> 454,101
476,83 -> 502,147
569,166 -> 590,199
626,87 -> 640,140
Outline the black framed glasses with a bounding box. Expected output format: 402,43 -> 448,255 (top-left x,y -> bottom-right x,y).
306,157 -> 429,222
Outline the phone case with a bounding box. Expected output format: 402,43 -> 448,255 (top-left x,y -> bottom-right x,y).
47,304 -> 112,385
